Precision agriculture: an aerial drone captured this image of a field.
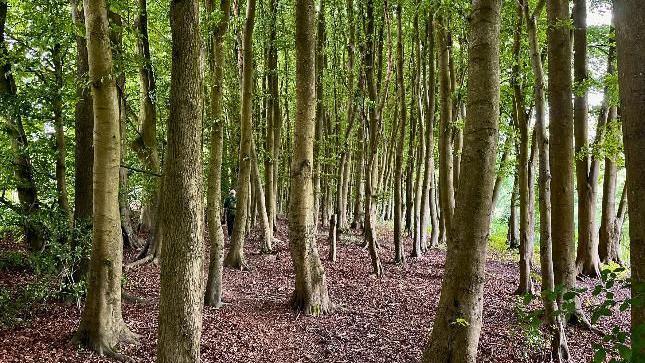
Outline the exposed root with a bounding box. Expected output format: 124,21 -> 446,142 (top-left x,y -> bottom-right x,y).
124,254 -> 154,271
122,291 -> 152,305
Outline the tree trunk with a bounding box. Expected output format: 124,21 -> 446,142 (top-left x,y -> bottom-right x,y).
265,0 -> 279,232
251,140 -> 274,253
74,0 -> 137,356
436,17 -> 455,243
204,0 -> 231,309
225,0 -> 256,270
393,2 -> 407,265
547,0 -> 578,309
411,7 -> 424,258
361,0 -> 383,277
52,43 -> 72,224
313,0 -> 326,228
157,0 -> 205,360
134,0 -> 160,235
422,1 -> 501,359
522,0 -> 570,358
351,128 -> 365,230
289,0 -> 332,315
573,0 -> 600,278
615,1 -> 645,357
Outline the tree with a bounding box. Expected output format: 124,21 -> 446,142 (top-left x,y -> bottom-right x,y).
393,1 -> 407,265
204,0 -> 231,309
157,0 -> 205,360
225,0 -> 257,270
521,0 -> 570,358
289,0 -> 332,316
547,0 -> 578,312
615,0 -> 645,357
74,0 -> 138,355
423,0 -> 501,360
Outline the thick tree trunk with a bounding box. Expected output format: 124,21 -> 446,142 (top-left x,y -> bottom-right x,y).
422,1 -> 501,360
615,1 -> 645,357
393,2 -> 407,265
289,0 -> 332,315
157,0 -> 205,360
522,0 -> 570,358
573,0 -> 600,278
225,0 -> 256,270
74,0 -> 137,356
204,0 -> 231,309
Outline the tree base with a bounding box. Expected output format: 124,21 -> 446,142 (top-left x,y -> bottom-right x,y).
290,290 -> 332,317
73,323 -> 139,362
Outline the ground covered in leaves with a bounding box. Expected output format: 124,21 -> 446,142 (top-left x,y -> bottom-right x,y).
0,220 -> 630,362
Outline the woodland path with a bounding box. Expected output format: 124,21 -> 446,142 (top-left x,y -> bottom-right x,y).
0,220 -> 629,362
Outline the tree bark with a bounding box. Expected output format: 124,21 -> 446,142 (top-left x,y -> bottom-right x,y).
615,1 -> 645,357
393,2 -> 407,265
313,0 -> 326,228
522,0 -> 570,358
225,0 -> 257,270
52,43 -> 72,224
423,1 -> 501,360
289,0 -> 332,315
547,0 -> 578,308
74,0 -> 137,356
204,0 -> 231,309
573,0 -> 600,278
251,140 -> 274,253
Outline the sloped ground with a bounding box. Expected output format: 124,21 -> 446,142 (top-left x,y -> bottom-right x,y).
0,220 -> 630,362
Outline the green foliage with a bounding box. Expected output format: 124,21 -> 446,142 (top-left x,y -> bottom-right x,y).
514,294 -> 545,350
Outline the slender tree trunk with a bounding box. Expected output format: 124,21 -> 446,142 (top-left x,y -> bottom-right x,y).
423,1 -> 501,359
615,1 -> 645,357
361,0 -> 383,277
204,0 -> 231,309
508,176 -> 520,249
393,2 -> 407,265
71,0 -> 93,230
251,140 -> 274,253
351,128 -> 365,230
512,3 -> 534,294
74,0 -> 137,355
52,43 -> 72,224
313,0 -> 326,228
411,7 -> 424,257
548,0 -> 578,309
134,0 -> 160,235
225,0 -> 256,270
522,0 -> 570,358
436,17 -> 455,242
289,0 -> 332,315
265,0 -> 279,232
573,0 -> 600,278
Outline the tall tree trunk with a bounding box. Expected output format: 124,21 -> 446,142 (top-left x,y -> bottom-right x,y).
420,14 -> 437,250
265,0 -> 279,232
74,0 -> 137,355
313,0 -> 326,228
615,1 -> 645,357
134,0 -> 160,235
362,0 -> 383,277
393,2 -> 407,265
351,127 -> 365,230
522,0 -> 570,358
411,5 -> 424,258
289,0 -> 332,315
573,0 -> 600,278
71,0 -> 94,230
52,43 -> 72,224
548,0 -> 579,312
511,3 -> 534,294
436,17 -> 455,242
0,3 -> 44,252
157,0 -> 205,360
225,0 -> 256,270
422,1 -> 501,359
204,0 -> 231,309
507,175 -> 519,249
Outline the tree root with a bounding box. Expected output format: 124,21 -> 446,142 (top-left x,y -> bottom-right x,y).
124,255 -> 155,271
122,291 -> 152,305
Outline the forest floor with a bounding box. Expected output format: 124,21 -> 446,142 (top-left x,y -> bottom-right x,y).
0,219 -> 630,362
